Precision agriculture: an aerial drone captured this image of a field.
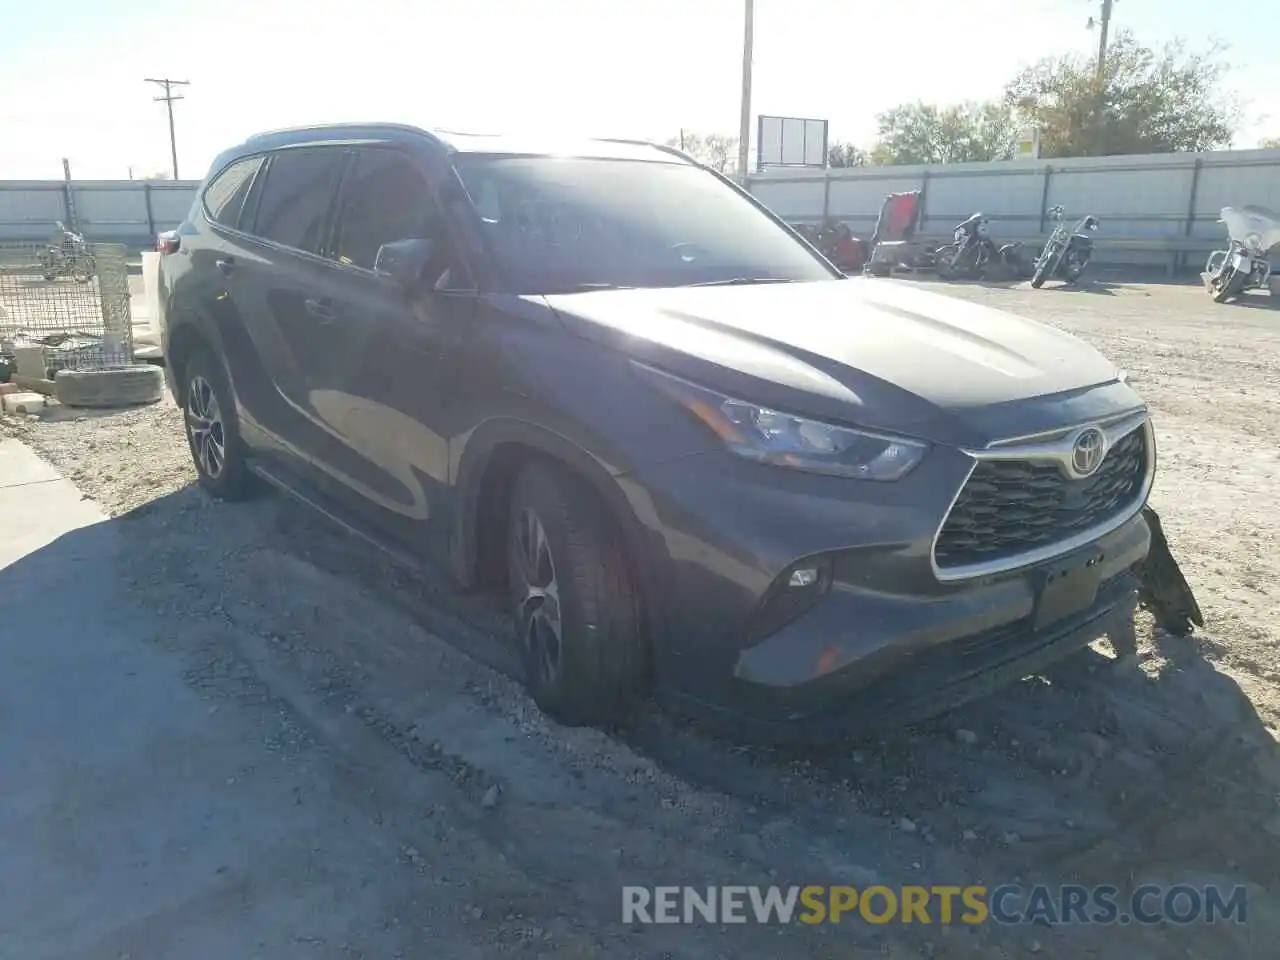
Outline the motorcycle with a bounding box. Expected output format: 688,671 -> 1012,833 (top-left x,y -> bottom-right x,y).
1031,206 -> 1099,288
1203,205 -> 1280,304
38,221 -> 96,282
793,219 -> 868,273
935,213 -> 1029,280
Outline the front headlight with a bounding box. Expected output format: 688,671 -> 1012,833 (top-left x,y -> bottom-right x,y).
634,363 -> 928,481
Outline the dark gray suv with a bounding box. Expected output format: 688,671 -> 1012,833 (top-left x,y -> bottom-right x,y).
161,123 -> 1175,739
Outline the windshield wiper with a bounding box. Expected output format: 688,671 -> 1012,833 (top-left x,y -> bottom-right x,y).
558,282 -> 636,292
684,277 -> 795,287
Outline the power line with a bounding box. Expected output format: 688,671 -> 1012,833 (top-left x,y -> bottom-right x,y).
145,77 -> 190,180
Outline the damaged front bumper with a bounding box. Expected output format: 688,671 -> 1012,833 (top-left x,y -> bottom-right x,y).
1137,505 -> 1204,636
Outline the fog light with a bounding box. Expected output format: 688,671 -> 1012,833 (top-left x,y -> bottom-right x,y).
749,556 -> 834,644
788,567 -> 820,588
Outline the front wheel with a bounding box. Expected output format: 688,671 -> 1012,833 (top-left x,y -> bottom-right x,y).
935,244 -> 961,279
1213,264 -> 1244,302
1210,264 -> 1246,304
506,462 -> 647,727
1030,244 -> 1057,288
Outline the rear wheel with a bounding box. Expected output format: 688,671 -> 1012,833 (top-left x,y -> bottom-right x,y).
181,347 -> 259,500
506,461 -> 646,727
1062,253 -> 1084,284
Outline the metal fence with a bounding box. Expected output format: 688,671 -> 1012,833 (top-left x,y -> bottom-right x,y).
746,147 -> 1280,272
0,179 -> 199,247
0,241 -> 134,375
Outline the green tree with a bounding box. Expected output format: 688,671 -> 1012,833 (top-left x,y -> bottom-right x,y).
1005,31 -> 1238,157
1260,137 -> 1280,150
664,131 -> 738,174
870,100 -> 1018,165
826,141 -> 868,168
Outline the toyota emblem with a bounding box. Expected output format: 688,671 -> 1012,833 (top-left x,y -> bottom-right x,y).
1070,426 -> 1107,478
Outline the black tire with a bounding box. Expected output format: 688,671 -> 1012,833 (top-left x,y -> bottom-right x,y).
54,365 -> 164,407
1212,266 -> 1245,304
935,244 -> 960,280
506,461 -> 646,727
1030,248 -> 1055,288
180,347 -> 259,500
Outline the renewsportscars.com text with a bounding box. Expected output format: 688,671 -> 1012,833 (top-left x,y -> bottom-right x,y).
622,884 -> 1248,926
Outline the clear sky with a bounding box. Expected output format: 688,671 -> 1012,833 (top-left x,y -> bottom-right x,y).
0,0 -> 1275,180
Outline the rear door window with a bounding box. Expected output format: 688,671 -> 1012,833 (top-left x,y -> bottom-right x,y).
332,148 -> 445,270
250,147 -> 346,254
202,155 -> 263,229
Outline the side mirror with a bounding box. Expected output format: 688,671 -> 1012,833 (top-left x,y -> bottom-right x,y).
373,238 -> 437,288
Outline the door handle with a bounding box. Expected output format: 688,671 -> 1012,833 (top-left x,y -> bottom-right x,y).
304,297 -> 337,322
215,257 -> 235,276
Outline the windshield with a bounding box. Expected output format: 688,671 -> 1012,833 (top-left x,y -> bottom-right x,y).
451,155 -> 836,294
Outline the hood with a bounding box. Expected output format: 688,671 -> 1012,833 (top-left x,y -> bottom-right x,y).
544,278 -> 1125,445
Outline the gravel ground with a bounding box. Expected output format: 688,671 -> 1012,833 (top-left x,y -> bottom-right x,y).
4,277 -> 1279,958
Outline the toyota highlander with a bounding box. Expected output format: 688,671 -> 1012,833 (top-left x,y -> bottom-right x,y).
159,123 -> 1199,740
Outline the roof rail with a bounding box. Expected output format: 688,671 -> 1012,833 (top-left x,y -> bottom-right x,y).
243,121 -> 431,143
592,137 -> 699,165
433,128 -> 503,138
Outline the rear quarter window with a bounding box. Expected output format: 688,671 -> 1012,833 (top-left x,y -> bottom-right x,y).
202,155 -> 263,229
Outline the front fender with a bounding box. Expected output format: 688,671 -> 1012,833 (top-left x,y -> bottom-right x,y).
450,417 -> 667,637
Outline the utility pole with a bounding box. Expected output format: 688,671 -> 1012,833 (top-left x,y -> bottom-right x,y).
1092,0 -> 1114,82
1087,0 -> 1115,155
737,0 -> 754,182
145,77 -> 190,180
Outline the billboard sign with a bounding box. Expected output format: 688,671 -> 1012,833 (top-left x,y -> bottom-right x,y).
757,115 -> 829,170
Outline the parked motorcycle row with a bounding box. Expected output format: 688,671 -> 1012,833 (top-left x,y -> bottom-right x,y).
37,221 -> 96,282
797,193 -> 1278,305
913,207 -> 1101,288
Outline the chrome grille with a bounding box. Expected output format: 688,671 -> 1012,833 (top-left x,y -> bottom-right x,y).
934,426 -> 1148,571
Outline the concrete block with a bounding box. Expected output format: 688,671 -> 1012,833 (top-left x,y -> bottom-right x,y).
2,392 -> 45,415
13,345 -> 49,380
0,383 -> 19,396
11,375 -> 56,396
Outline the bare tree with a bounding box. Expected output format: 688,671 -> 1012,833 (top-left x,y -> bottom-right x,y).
664,132 -> 739,174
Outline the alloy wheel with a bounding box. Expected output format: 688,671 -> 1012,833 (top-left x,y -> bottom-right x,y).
511,507 -> 563,684
186,374 -> 226,480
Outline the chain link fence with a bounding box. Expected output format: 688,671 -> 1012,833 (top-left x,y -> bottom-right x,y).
0,240 -> 134,381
